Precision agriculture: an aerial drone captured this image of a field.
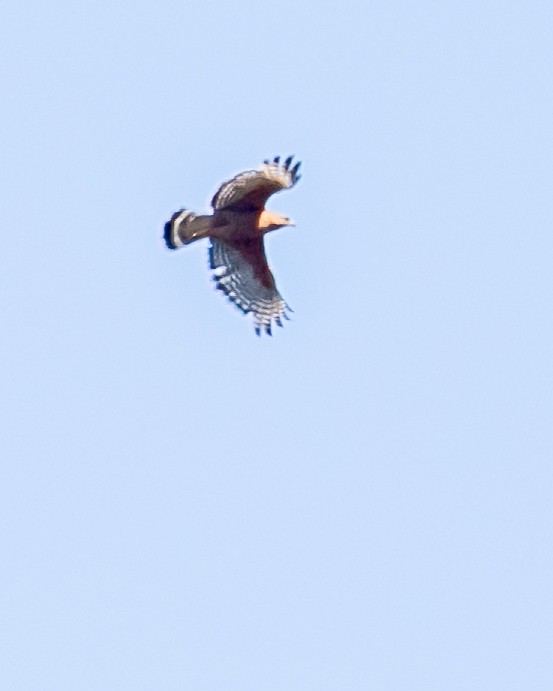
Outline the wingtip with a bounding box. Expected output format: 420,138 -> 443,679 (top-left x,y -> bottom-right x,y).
253,323 -> 274,337
264,154 -> 301,176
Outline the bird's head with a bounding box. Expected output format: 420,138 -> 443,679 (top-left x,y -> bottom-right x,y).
259,210 -> 295,233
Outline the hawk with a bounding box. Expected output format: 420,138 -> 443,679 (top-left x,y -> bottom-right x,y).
164,155 -> 301,335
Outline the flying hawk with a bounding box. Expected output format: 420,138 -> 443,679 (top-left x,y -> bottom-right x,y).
164,155 -> 301,335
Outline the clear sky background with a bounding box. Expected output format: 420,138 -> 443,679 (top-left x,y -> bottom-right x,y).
1,1 -> 552,689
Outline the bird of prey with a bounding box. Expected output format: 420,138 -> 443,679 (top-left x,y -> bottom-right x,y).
164,155 -> 301,335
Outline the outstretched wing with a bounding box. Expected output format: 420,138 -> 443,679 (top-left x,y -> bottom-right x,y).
211,155 -> 301,212
208,237 -> 292,336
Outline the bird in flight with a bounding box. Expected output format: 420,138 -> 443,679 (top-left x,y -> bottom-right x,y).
164,155 -> 301,335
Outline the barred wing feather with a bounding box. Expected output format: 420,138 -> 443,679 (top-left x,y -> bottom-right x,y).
211,155 -> 301,211
209,238 -> 292,336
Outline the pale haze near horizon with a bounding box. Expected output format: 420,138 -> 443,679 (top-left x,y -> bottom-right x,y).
1,1 -> 552,689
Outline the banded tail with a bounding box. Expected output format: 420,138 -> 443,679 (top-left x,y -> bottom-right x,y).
164,209 -> 212,249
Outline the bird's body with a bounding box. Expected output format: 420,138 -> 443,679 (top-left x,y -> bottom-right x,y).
164,156 -> 301,335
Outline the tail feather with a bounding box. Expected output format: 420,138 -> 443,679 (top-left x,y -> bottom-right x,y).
164,209 -> 212,249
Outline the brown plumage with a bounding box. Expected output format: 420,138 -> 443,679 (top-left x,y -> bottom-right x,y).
164,155 -> 301,335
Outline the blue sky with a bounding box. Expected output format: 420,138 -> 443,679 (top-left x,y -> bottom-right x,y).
1,1 -> 552,689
